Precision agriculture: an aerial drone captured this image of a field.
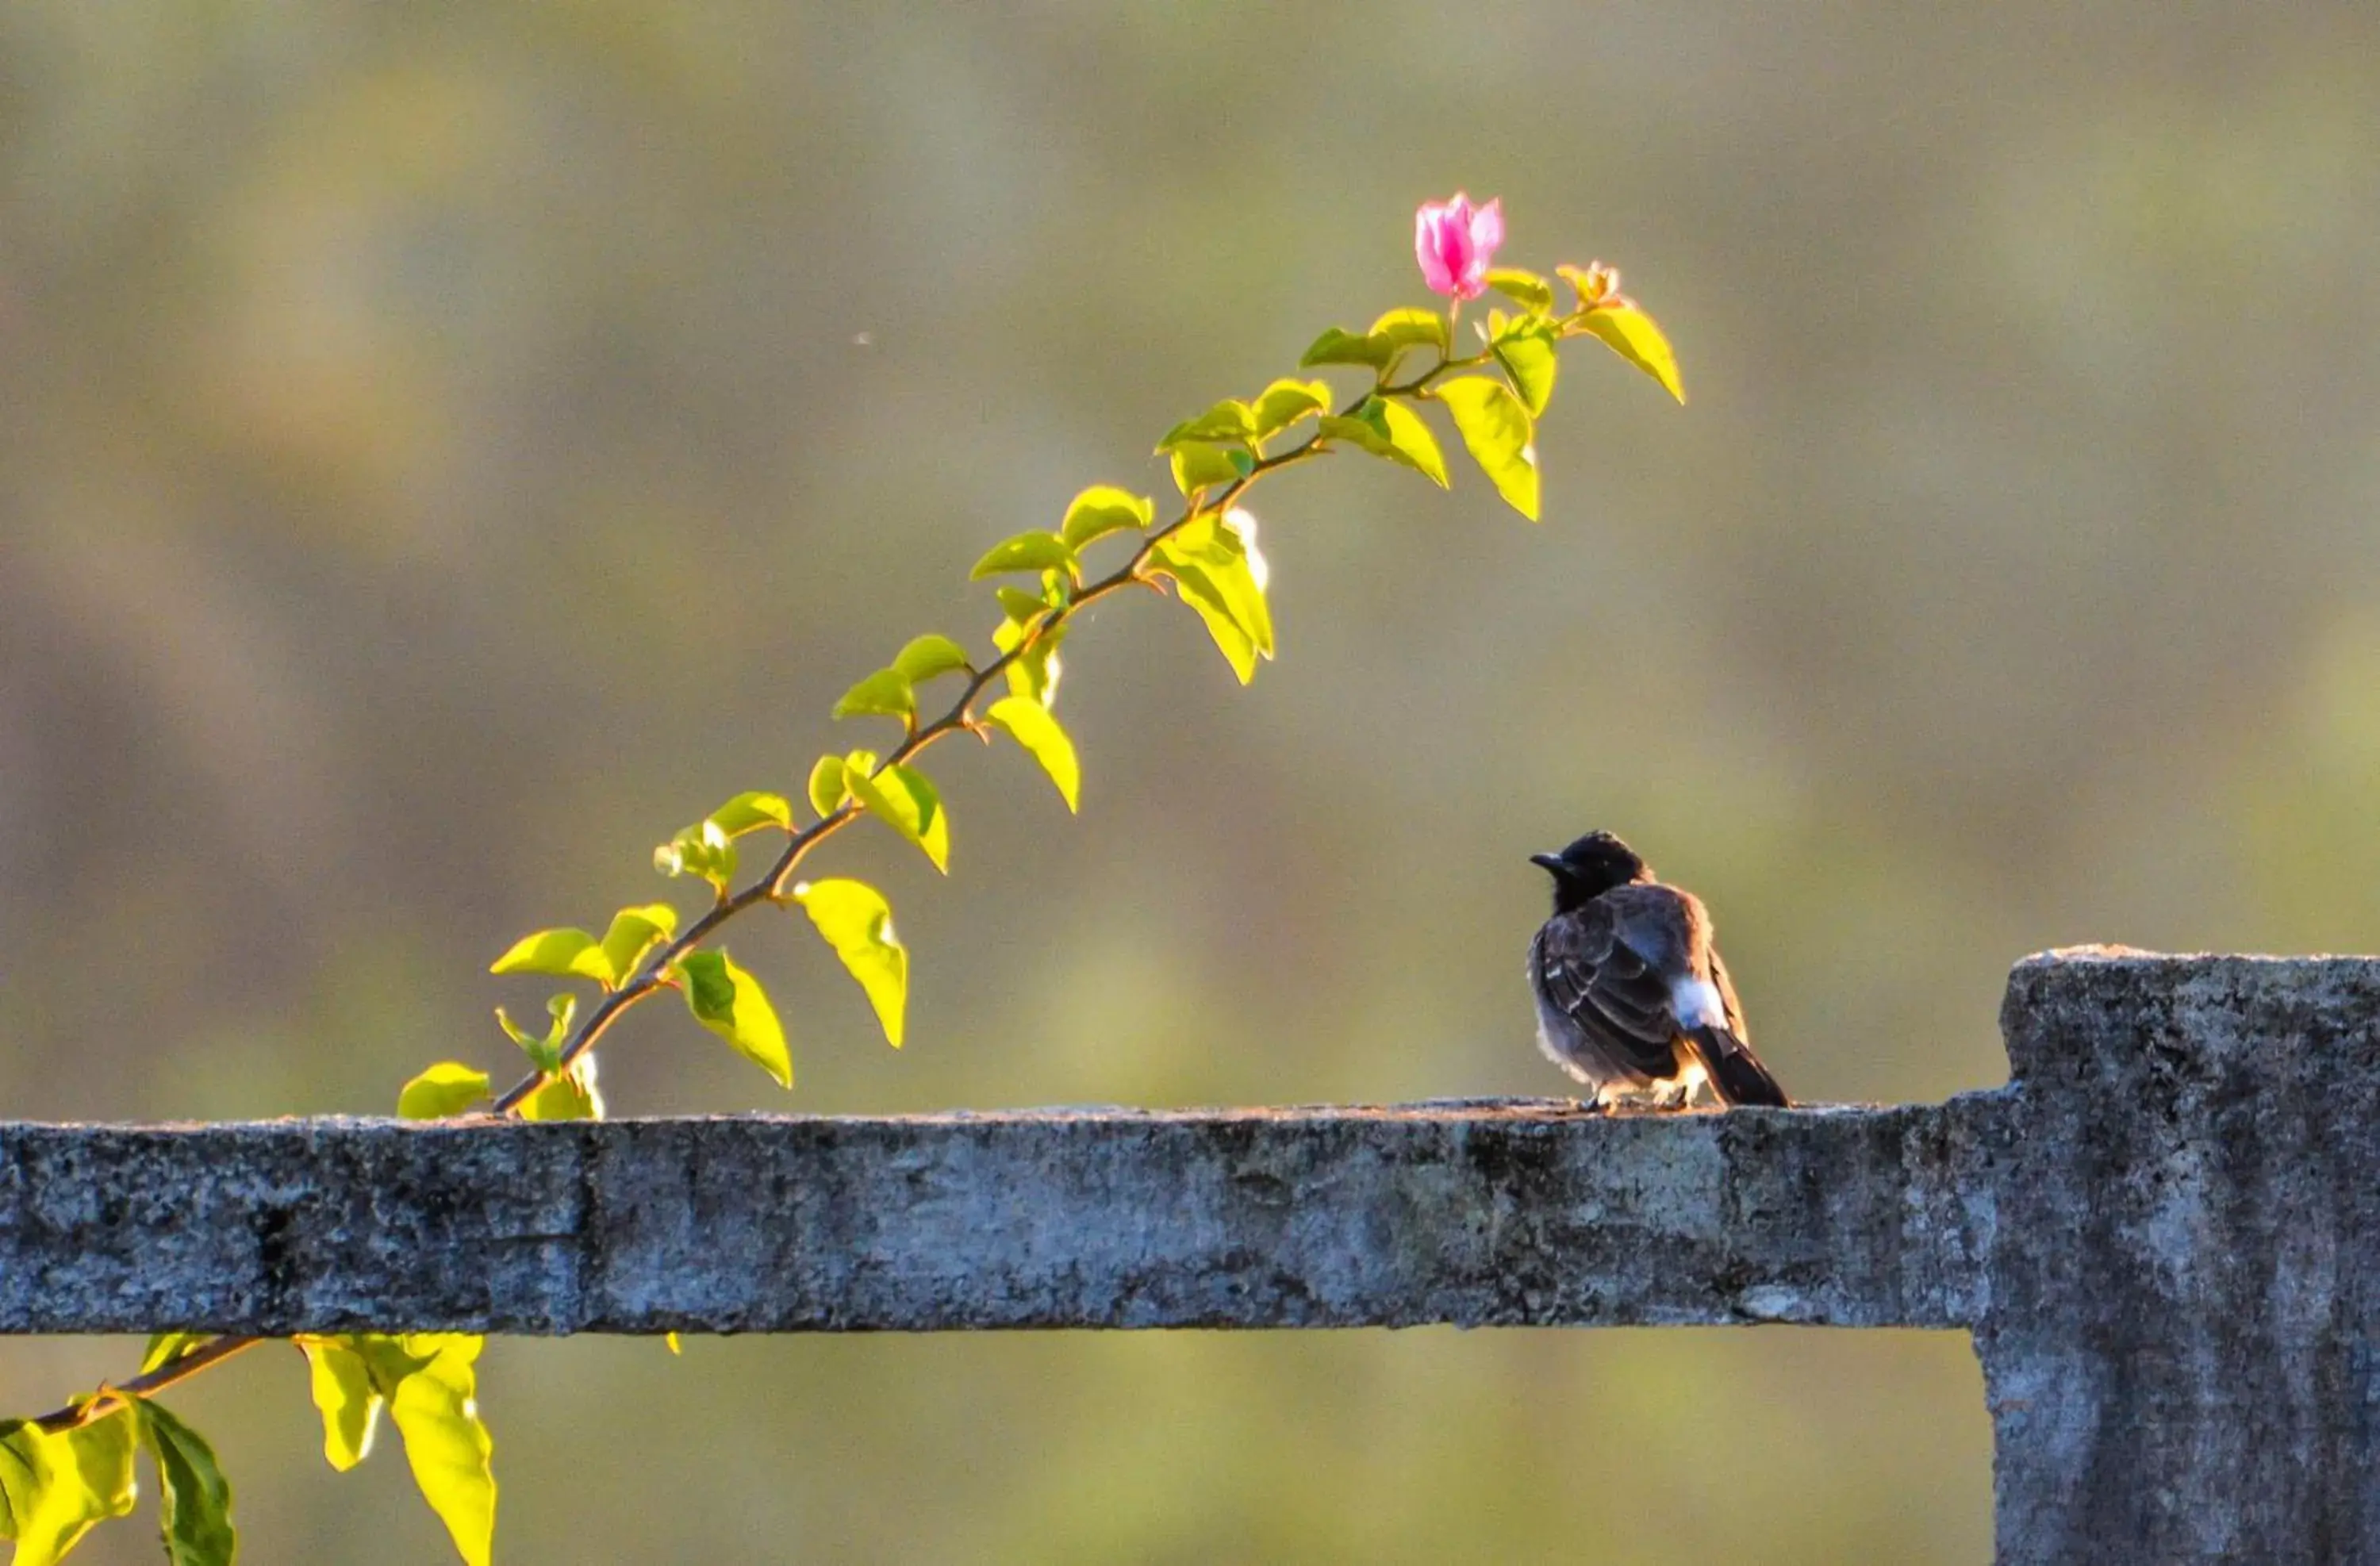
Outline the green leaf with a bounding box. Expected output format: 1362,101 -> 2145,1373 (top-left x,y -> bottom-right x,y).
1250,378 -> 1333,439
793,878 -> 908,1047
297,1337 -> 382,1472
985,696 -> 1081,812
994,620 -> 1065,708
1318,397 -> 1446,486
1057,486 -> 1156,551
517,1054 -> 603,1121
1485,267 -> 1555,315
139,1334 -> 211,1377
653,819 -> 736,893
891,634 -> 972,685
677,949 -> 793,1088
805,755 -> 848,819
969,532 -> 1081,583
132,1399 -> 236,1566
1154,399 -> 1257,451
488,927 -> 608,983
0,1412 -> 138,1566
386,1336 -> 496,1566
706,791 -> 795,837
1167,441 -> 1254,497
831,667 -> 916,724
397,1062 -> 491,1121
1576,301 -> 1685,404
1434,376 -> 1541,520
1299,325 -> 1395,370
493,992 -> 575,1075
1492,318 -> 1560,417
1368,306 -> 1450,355
597,904 -> 678,988
845,760 -> 950,872
994,585 -> 1054,628
1150,512 -> 1273,684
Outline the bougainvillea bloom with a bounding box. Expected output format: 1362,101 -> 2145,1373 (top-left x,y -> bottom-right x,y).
1415,193 -> 1504,300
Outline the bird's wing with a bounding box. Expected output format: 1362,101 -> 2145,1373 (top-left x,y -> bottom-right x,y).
1534,900 -> 1684,1080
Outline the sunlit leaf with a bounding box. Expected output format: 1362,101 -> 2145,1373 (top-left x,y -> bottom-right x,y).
139,1334 -> 211,1377
831,668 -> 916,724
1168,441 -> 1254,497
1318,397 -> 1445,486
891,634 -> 972,685
985,697 -> 1081,812
1155,399 -> 1257,451
386,1336 -> 496,1566
397,1062 -> 491,1121
597,904 -> 678,988
805,756 -> 848,819
994,585 -> 1054,629
296,1337 -> 382,1472
1368,306 -> 1449,355
488,928 -> 607,984
1485,267 -> 1555,315
706,792 -> 794,837
1492,318 -> 1560,417
0,1411 -> 137,1566
1057,486 -> 1156,551
653,819 -> 736,893
493,992 -> 575,1075
1576,301 -> 1685,404
994,620 -> 1065,708
516,1054 -> 602,1121
132,1399 -> 235,1566
845,761 -> 950,872
969,532 -> 1081,583
676,949 -> 792,1088
1434,376 -> 1541,520
1299,325 -> 1394,370
793,878 -> 908,1047
1250,378 -> 1333,439
1150,512 -> 1273,684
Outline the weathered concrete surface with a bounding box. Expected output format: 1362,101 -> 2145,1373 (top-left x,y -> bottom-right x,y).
1977,950 -> 2380,1566
0,1097 -> 1994,1335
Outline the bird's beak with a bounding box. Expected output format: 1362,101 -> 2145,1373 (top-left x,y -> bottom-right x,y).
1529,853 -> 1565,873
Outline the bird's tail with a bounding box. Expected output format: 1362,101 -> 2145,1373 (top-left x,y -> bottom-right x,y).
1687,1027 -> 1791,1107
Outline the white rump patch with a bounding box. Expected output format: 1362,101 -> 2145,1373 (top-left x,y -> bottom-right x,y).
1670,976 -> 1727,1031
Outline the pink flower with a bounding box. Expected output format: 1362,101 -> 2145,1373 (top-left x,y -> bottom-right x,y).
1415,193 -> 1504,301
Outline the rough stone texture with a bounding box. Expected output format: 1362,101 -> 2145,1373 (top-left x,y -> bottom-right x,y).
5,950 -> 2376,1564
1978,950 -> 2380,1565
0,1099 -> 1989,1334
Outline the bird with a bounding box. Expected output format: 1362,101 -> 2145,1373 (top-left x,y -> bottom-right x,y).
1526,830 -> 1789,1109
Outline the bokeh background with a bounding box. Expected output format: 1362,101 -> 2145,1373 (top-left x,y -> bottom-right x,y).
6,4 -> 2379,1560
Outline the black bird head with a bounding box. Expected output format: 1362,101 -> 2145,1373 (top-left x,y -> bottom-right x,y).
1530,831 -> 1650,912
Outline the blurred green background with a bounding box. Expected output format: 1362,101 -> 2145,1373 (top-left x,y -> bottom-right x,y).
6,3 -> 2379,1560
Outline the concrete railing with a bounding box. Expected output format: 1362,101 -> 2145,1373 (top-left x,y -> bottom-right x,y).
5,950 -> 2375,1563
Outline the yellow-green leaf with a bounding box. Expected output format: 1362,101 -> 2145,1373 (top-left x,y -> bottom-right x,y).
0,1412 -> 138,1566
397,1062 -> 491,1121
994,619 -> 1065,708
296,1338 -> 380,1472
969,531 -> 1081,582
488,927 -> 608,983
1250,378 -> 1333,439
1167,441 -> 1253,497
386,1336 -> 495,1566
1318,397 -> 1445,486
653,819 -> 736,892
1057,486 -> 1156,551
1576,301 -> 1685,404
793,878 -> 908,1047
1368,306 -> 1449,355
139,1334 -> 210,1377
677,949 -> 792,1088
132,1399 -> 236,1566
891,634 -> 972,685
1492,319 -> 1560,417
1154,398 -> 1257,451
845,760 -> 950,872
706,791 -> 794,836
1299,325 -> 1395,370
1434,376 -> 1541,520
517,1054 -> 602,1121
597,904 -> 678,988
1485,267 -> 1555,315
494,992 -> 576,1074
985,696 -> 1081,812
805,756 -> 847,819
831,668 -> 916,724
1151,511 -> 1273,685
